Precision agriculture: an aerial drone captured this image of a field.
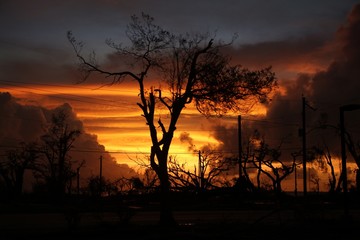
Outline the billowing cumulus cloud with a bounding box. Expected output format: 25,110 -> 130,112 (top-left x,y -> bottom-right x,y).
211,4 -> 360,162
0,92 -> 138,187
0,92 -> 47,144
225,35 -> 341,81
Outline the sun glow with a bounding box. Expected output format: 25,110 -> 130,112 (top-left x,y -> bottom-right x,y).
1,83 -> 227,169
2,81 -> 276,172
2,82 -> 353,193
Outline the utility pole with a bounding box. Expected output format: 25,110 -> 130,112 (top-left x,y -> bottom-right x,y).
99,155 -> 103,196
238,115 -> 242,183
301,96 -> 316,196
76,167 -> 80,195
291,152 -> 298,197
302,96 -> 307,196
340,107 -> 348,216
340,104 -> 360,216
198,150 -> 202,191
294,164 -> 298,197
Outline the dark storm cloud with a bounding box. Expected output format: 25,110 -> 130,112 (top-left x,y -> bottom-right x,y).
226,35 -> 339,78
0,58 -> 75,84
99,0 -> 358,42
304,3 -> 360,148
0,92 -> 137,181
1,0 -> 357,85
210,124 -> 239,154
267,3 -> 360,153
1,0 -> 357,46
2,0 -> 360,163
0,92 -> 46,144
293,4 -> 360,125
211,4 -> 360,160
179,132 -> 195,152
0,39 -> 79,84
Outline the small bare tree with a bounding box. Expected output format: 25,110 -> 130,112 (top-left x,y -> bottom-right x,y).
0,142 -> 38,199
316,122 -> 360,193
251,141 -> 295,195
312,144 -> 338,193
168,150 -> 231,192
343,130 -> 360,192
130,155 -> 160,192
34,109 -> 81,198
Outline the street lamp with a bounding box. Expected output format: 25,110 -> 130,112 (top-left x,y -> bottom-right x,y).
340,104 -> 360,216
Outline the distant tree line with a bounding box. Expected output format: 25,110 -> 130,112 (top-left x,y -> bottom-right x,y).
0,109 -> 152,201
0,109 -> 358,203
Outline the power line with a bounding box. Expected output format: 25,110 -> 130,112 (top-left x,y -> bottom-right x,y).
0,146 -> 228,156
2,82 -> 359,153
0,79 -> 135,94
242,117 -> 299,127
3,79 -> 358,109
1,80 -> 350,129
0,81 -> 129,108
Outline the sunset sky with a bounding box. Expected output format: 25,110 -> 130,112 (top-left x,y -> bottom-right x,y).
1,0 -> 360,191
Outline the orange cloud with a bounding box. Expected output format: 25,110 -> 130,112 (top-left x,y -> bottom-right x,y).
1,82 -> 228,169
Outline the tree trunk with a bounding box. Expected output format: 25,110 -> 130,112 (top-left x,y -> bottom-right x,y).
14,170 -> 24,198
256,161 -> 261,189
158,155 -> 177,226
356,169 -> 360,192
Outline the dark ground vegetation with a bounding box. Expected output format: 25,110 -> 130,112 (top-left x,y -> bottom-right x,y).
1,190 -> 360,239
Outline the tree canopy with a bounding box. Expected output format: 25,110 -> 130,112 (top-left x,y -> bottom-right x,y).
68,12 -> 277,225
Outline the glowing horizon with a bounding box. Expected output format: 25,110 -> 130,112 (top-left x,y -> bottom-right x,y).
1,83 -> 229,169
2,80 -> 359,192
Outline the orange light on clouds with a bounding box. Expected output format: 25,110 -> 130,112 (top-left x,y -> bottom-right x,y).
286,62 -> 326,75
2,81 -> 276,170
2,83 -> 227,169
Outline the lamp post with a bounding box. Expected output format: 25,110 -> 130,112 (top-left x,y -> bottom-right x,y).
340,104 -> 360,216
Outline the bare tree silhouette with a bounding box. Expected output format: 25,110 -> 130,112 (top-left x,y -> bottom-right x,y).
312,144 -> 338,193
68,12 -> 276,225
251,140 -> 295,195
34,108 -> 81,199
168,150 -> 232,192
313,123 -> 360,192
0,142 -> 38,199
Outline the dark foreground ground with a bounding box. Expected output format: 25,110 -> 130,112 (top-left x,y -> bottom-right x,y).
1,192 -> 360,239
1,210 -> 358,240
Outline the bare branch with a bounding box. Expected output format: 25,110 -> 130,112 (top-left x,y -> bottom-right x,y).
67,30 -> 141,83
